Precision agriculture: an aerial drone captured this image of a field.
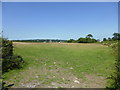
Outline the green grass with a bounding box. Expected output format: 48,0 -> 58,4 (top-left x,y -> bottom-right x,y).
3,43 -> 116,87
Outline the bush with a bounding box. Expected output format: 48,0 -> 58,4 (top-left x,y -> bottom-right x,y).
2,55 -> 24,72
1,38 -> 24,73
104,41 -> 120,89
110,42 -> 120,89
77,37 -> 97,43
2,38 -> 13,59
67,39 -> 75,43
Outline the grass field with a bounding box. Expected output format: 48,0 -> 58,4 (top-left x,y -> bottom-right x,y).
3,42 -> 116,88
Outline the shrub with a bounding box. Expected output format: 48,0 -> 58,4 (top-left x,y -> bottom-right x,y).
110,42 -> 120,89
2,55 -> 24,72
2,38 -> 13,59
77,37 -> 97,43
105,40 -> 120,89
1,38 -> 24,73
67,39 -> 75,43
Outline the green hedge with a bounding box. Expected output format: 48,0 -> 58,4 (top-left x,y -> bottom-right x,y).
110,42 -> 120,89
103,41 -> 120,89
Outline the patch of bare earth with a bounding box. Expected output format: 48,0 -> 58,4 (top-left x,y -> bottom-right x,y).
6,61 -> 106,88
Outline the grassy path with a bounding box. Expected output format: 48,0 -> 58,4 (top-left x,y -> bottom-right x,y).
3,42 -> 115,88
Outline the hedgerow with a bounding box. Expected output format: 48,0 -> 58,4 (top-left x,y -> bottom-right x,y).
102,40 -> 120,89
109,42 -> 120,89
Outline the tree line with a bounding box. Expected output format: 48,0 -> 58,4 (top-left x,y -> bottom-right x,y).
12,39 -> 67,43
11,33 -> 120,43
67,33 -> 120,43
103,33 -> 120,41
67,34 -> 98,43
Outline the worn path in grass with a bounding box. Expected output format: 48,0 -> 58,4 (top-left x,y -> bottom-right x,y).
3,42 -> 115,88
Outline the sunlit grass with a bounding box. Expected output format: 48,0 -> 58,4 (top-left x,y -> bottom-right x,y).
3,43 -> 115,87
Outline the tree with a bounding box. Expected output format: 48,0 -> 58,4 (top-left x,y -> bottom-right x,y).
112,33 -> 120,40
67,39 -> 75,43
103,38 -> 107,41
77,38 -> 86,43
77,37 -> 97,43
108,37 -> 112,41
86,34 -> 93,38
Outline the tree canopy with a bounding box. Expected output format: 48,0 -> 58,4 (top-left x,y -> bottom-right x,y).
86,34 -> 93,38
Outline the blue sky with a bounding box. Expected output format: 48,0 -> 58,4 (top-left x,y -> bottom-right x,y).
2,2 -> 118,40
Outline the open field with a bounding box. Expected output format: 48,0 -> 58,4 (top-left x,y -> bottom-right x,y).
3,42 -> 115,88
